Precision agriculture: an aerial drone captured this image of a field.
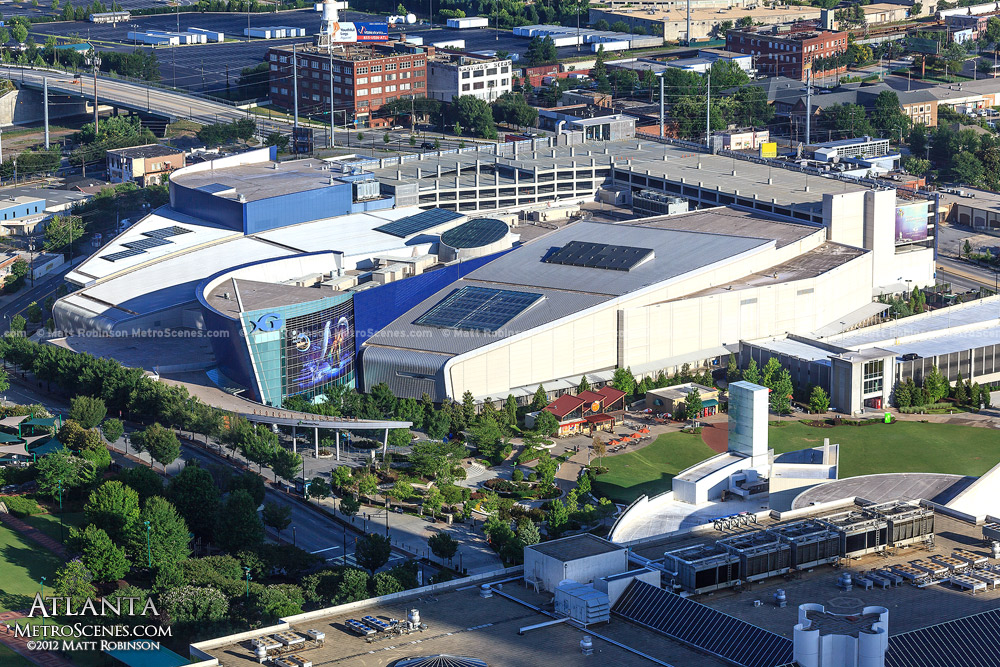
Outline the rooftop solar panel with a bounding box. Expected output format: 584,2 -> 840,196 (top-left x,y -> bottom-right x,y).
414,285 -> 542,332
440,218 -> 508,249
123,237 -> 172,250
143,226 -> 192,239
374,209 -> 464,238
886,607 -> 1000,667
613,580 -> 793,667
543,240 -> 654,271
101,248 -> 146,262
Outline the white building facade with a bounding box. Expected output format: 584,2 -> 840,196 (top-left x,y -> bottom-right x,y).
427,55 -> 513,102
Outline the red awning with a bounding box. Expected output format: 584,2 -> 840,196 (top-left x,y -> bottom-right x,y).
584,413 -> 614,424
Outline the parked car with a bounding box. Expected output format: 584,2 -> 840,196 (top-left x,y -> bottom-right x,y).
421,141 -> 435,149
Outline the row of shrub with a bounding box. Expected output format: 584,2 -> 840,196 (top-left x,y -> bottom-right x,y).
2,495 -> 43,518
898,402 -> 960,414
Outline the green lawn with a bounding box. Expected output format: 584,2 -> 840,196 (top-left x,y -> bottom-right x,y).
0,522 -> 63,612
768,421 -> 1000,479
592,421 -> 1000,505
0,644 -> 32,667
20,511 -> 85,544
593,433 -> 717,504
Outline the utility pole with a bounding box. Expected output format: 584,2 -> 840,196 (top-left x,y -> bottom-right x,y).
705,70 -> 711,148
86,50 -> 101,136
659,74 -> 664,138
576,0 -> 580,52
686,0 -> 691,46
805,68 -> 812,146
42,77 -> 49,150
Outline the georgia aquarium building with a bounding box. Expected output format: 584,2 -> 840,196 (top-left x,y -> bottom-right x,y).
54,147 -> 517,406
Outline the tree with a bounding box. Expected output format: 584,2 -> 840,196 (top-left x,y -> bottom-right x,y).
118,465 -> 163,502
526,35 -> 557,65
357,472 -> 378,497
871,91 -> 911,141
611,366 -> 636,395
593,435 -> 606,466
821,103 -> 873,138
101,418 -> 124,445
954,152 -> 985,186
43,215 -> 85,254
340,492 -> 360,517
262,501 -> 292,538
387,479 -> 414,503
161,585 -> 228,624
577,375 -> 591,393
954,372 -> 968,405
408,440 -> 465,480
53,559 -> 96,606
453,95 -> 497,139
126,496 -> 190,572
428,532 -> 458,562
516,518 -> 541,546
531,385 -> 548,410
743,358 -> 761,385
133,423 -> 180,471
771,369 -> 794,416
71,524 -> 130,583
215,489 -> 264,554
684,390 -> 704,420
942,41 -> 968,77
308,476 -> 331,499
331,466 -> 353,489
270,447 -> 302,483
809,386 -> 830,414
894,380 -> 912,409
85,480 -> 140,543
69,395 -> 106,429
355,533 -> 392,574
468,418 -> 504,461
373,570 -> 404,596
264,132 -> 289,151
532,409 -> 559,437
424,486 -> 444,514
166,462 -> 220,541
546,499 -> 569,536
762,357 -> 782,389
9,313 -> 25,332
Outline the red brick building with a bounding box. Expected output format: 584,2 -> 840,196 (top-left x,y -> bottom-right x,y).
725,26 -> 848,81
267,42 -> 428,128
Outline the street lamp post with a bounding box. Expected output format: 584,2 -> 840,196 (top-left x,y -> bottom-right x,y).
244,566 -> 252,598
85,50 -> 101,136
292,525 -> 296,547
144,520 -> 151,568
39,576 -> 46,625
57,478 -> 63,543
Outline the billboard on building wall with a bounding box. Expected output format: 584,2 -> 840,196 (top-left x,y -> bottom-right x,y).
895,202 -> 929,244
285,299 -> 355,394
331,21 -> 389,42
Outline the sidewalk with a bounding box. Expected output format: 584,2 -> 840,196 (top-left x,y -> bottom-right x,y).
0,611 -> 74,667
0,512 -> 65,558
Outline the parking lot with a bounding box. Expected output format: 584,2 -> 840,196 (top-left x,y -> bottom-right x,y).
29,10 -> 589,94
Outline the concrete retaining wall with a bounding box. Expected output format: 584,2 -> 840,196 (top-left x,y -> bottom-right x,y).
0,85 -> 88,127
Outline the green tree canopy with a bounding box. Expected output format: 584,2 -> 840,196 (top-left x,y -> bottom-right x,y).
215,489 -> 264,554
85,480 -> 140,543
69,524 -> 130,583
355,533 -> 392,574
133,423 -> 180,471
166,462 -> 220,541
126,496 -> 190,572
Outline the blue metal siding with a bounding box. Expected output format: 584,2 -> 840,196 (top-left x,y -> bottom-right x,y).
0,199 -> 45,220
352,249 -> 512,389
170,184 -> 244,231
243,182 -> 355,234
